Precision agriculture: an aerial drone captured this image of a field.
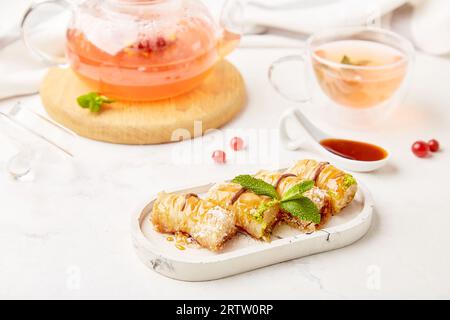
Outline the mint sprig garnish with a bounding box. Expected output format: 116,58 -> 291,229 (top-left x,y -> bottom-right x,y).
232,175 -> 321,224
232,175 -> 279,199
77,92 -> 115,113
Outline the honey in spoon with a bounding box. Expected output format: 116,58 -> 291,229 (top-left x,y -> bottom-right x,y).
320,138 -> 388,161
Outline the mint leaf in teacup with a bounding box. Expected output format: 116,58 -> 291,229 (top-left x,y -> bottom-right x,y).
341,55 -> 371,66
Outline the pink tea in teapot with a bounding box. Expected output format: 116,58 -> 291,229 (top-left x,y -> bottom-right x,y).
21,0 -> 244,102
66,18 -> 239,101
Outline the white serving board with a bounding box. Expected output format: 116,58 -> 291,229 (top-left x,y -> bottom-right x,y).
131,182 -> 373,281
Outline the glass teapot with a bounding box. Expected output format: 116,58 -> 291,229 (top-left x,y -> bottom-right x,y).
21,0 -> 244,101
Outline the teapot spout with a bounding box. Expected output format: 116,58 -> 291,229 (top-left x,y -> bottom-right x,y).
219,0 -> 246,57
218,29 -> 241,58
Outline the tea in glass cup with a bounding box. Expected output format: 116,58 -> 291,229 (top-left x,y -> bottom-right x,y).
270,27 -> 414,128
313,40 -> 407,109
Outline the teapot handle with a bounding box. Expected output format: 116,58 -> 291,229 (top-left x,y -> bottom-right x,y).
219,0 -> 246,57
21,0 -> 71,66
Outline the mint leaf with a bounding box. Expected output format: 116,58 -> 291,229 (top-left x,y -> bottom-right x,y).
77,92 -> 97,109
99,96 -> 115,104
341,55 -> 352,65
341,55 -> 371,66
232,175 -> 279,199
77,92 -> 115,113
281,180 -> 315,202
280,197 -> 321,224
355,60 -> 370,66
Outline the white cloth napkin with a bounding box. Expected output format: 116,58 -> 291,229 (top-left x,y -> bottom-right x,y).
1,0 -> 449,100
241,0 -> 450,55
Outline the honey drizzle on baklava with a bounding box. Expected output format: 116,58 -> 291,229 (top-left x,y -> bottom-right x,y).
313,162 -> 330,184
274,173 -> 296,189
230,188 -> 246,205
181,193 -> 199,211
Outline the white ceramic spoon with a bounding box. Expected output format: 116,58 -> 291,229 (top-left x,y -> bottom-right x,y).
279,107 -> 390,172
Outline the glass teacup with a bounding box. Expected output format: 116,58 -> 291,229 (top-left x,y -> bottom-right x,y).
270,27 -> 414,129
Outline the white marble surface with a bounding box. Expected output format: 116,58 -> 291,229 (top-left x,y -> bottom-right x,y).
1,45 -> 450,298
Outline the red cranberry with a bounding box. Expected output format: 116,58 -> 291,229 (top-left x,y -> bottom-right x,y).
412,141 -> 430,158
428,139 -> 440,152
156,37 -> 167,49
212,150 -> 226,164
230,137 -> 244,151
137,41 -> 146,50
